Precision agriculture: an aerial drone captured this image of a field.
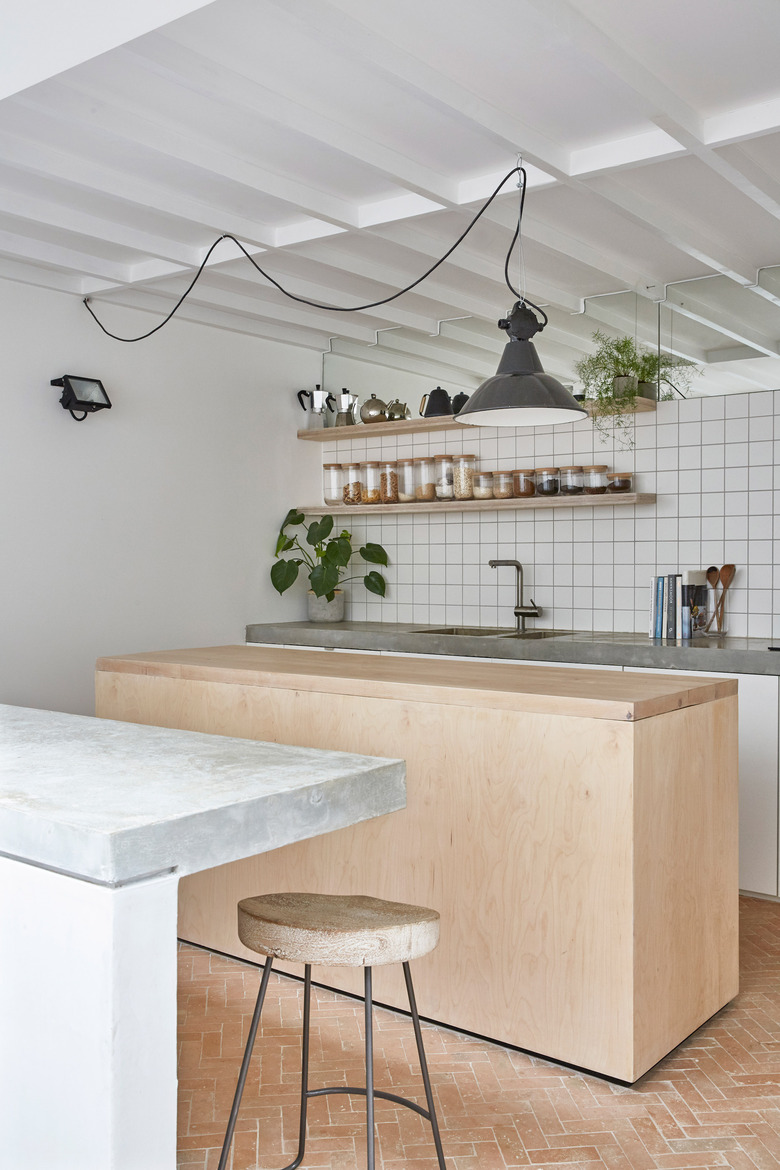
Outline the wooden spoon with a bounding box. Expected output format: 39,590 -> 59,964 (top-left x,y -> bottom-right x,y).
704,566 -> 721,632
716,564 -> 736,632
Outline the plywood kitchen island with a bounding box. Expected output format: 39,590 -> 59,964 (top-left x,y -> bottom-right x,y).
96,645 -> 739,1082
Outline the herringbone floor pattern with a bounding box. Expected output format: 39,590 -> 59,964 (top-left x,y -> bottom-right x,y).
178,896 -> 780,1170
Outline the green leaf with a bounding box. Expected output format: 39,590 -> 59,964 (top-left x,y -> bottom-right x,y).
324,535 -> 352,567
275,533 -> 296,556
306,515 -> 334,546
281,508 -> 305,530
310,561 -> 341,598
360,542 -> 388,566
270,559 -> 300,594
364,570 -> 386,597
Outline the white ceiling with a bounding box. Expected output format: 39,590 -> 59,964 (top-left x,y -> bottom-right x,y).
4,0 -> 780,394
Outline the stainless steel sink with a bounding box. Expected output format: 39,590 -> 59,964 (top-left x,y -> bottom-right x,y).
418,626 -> 512,637
417,627 -> 571,639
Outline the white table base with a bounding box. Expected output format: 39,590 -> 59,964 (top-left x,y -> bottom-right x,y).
0,855 -> 179,1170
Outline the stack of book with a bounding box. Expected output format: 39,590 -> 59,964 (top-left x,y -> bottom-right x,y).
650,570 -> 708,640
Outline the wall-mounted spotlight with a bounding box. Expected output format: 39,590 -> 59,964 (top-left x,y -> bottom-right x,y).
51,375 -> 112,421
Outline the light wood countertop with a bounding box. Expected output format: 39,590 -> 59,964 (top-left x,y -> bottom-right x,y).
96,644 -> 735,722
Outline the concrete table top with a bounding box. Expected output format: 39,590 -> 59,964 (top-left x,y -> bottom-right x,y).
0,704 -> 405,886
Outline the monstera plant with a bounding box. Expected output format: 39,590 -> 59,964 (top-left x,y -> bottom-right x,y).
271,509 -> 388,602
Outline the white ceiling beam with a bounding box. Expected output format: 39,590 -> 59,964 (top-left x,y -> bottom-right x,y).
327,337 -> 482,389
0,0 -> 214,100
119,39 -> 461,208
263,0 -> 570,178
17,83 -> 361,231
662,284 -> 780,358
705,345 -> 764,364
704,97 -> 780,146
361,329 -> 494,377
0,184 -> 204,267
0,127 -> 280,248
0,256 -> 85,294
0,230 -> 131,282
91,286 -> 333,348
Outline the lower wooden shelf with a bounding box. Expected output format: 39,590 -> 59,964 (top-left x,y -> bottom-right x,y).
304,492 -> 654,516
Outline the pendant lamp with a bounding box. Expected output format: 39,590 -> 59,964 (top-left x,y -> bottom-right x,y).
455,301 -> 587,427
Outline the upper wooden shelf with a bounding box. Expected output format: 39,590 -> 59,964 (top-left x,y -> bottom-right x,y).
297,398 -> 656,442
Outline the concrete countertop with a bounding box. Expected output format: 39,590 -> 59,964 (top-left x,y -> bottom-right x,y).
0,705 -> 405,885
246,620 -> 780,675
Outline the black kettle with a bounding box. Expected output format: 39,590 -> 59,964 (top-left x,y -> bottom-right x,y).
419,385 -> 453,417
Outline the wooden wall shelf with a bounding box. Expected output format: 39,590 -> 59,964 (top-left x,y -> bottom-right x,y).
297,398 -> 656,442
303,493 -> 655,516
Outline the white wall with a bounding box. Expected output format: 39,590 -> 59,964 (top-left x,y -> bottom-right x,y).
0,280 -> 319,715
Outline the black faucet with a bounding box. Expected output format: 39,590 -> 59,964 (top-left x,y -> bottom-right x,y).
488,559 -> 541,634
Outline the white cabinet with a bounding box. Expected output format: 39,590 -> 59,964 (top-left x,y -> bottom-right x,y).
625,668 -> 779,898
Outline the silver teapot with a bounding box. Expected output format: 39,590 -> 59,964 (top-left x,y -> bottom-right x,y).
359,393 -> 388,423
386,399 -> 411,421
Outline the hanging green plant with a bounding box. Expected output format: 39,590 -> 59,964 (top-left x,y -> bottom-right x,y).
575,330 -> 698,449
271,509 -> 389,601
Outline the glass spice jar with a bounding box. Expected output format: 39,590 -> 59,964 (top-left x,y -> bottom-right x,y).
360,461 -> 381,505
342,460 -> 362,505
559,466 -> 584,495
493,470 -> 514,499
607,471 -> 633,493
414,456 -> 436,502
397,458 -> 416,503
379,459 -> 398,503
472,471 -> 494,500
323,463 -> 344,506
582,465 -> 608,494
453,454 -> 476,500
512,468 -> 536,497
434,454 -> 454,500
536,467 -> 560,496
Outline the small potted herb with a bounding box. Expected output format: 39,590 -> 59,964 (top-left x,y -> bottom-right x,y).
271,509 -> 389,622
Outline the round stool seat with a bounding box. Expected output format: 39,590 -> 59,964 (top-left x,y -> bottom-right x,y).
238,892 -> 440,967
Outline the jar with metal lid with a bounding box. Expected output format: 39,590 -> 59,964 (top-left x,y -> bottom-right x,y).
434,454 -> 454,500
536,467 -> 560,496
323,463 -> 344,506
397,458 -> 416,502
360,461 -> 381,504
512,468 -> 535,498
607,471 -> 633,493
453,454 -> 475,500
582,465 -> 608,494
559,465 -> 584,495
493,470 -> 514,499
414,456 -> 436,502
379,459 -> 398,504
472,471 -> 493,500
342,461 -> 362,505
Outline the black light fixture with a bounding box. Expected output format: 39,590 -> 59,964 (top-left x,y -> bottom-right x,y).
51,375 -> 112,421
455,302 -> 588,428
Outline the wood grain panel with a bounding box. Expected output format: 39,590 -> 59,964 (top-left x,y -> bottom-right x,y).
96,665 -> 739,1081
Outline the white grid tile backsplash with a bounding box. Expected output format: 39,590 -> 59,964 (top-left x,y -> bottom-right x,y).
312,392 -> 780,637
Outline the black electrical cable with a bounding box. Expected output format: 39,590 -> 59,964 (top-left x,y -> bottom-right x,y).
83,165 -> 548,342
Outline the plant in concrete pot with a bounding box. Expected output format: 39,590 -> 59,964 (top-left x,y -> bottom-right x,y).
575,331 -> 654,449
634,348 -> 698,401
271,509 -> 389,622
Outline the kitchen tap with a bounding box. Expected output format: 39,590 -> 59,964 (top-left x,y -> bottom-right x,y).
488,559 -> 541,634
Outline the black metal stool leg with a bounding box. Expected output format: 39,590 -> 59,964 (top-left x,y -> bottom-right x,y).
218,956 -> 275,1170
287,964 -> 313,1170
403,961 -> 447,1169
364,966 -> 376,1170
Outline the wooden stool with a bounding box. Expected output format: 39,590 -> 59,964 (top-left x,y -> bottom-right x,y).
217,892 -> 447,1170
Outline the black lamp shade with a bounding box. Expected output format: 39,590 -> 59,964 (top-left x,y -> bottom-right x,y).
455,340 -> 587,427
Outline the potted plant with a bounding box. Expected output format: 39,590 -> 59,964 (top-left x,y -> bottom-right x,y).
575,330 -> 697,449
271,509 -> 389,622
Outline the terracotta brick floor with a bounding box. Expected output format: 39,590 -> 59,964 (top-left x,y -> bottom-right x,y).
178,896 -> 780,1170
